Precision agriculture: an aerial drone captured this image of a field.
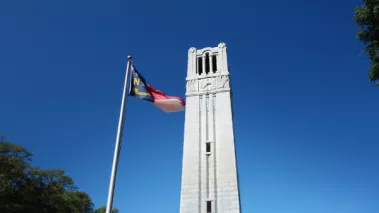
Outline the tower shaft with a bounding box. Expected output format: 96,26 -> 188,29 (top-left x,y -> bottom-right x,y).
180,43 -> 241,213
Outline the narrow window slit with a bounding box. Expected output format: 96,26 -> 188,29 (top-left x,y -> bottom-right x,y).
207,201 -> 212,213
206,142 -> 211,153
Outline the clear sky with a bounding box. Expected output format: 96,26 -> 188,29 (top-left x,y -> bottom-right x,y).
1,0 -> 379,213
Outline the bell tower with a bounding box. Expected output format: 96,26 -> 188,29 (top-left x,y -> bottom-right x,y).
180,43 -> 241,213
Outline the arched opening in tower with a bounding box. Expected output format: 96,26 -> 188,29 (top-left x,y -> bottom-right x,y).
198,57 -> 203,75
212,55 -> 217,73
205,53 -> 210,74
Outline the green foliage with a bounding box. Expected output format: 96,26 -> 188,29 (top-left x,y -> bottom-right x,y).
354,0 -> 379,85
93,205 -> 119,213
0,136 -> 119,213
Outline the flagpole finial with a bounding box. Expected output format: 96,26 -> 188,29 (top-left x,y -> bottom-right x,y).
127,55 -> 133,61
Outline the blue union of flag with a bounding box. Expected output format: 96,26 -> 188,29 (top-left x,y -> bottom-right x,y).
129,64 -> 154,102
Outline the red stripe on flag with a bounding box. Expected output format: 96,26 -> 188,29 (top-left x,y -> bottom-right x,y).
147,85 -> 185,112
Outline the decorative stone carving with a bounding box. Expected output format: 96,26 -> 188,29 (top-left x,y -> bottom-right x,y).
187,75 -> 230,95
199,78 -> 215,92
189,47 -> 196,53
186,79 -> 197,93
216,75 -> 230,89
218,42 -> 226,48
190,75 -> 230,94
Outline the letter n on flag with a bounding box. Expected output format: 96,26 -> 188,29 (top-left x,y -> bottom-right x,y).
128,64 -> 185,112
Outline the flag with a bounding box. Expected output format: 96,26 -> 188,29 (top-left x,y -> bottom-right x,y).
129,64 -> 185,112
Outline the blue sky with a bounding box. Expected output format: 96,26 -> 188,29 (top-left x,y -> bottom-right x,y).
1,0 -> 379,212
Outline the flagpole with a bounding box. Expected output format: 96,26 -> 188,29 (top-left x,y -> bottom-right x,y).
105,55 -> 133,213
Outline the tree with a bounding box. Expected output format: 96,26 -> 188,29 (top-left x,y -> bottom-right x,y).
354,0 -> 379,85
0,136 -> 118,213
93,206 -> 119,213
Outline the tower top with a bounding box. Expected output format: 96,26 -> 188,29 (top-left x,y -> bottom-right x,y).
189,42 -> 227,56
187,42 -> 229,80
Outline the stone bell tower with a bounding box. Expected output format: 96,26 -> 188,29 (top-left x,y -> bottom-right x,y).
179,43 -> 241,213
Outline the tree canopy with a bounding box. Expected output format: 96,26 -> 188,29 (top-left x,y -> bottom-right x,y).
92,206 -> 119,213
0,135 -> 119,213
354,0 -> 379,85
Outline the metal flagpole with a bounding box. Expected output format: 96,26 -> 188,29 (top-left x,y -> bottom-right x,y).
105,55 -> 133,213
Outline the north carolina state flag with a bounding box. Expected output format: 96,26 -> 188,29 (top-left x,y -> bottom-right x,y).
129,64 -> 185,112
